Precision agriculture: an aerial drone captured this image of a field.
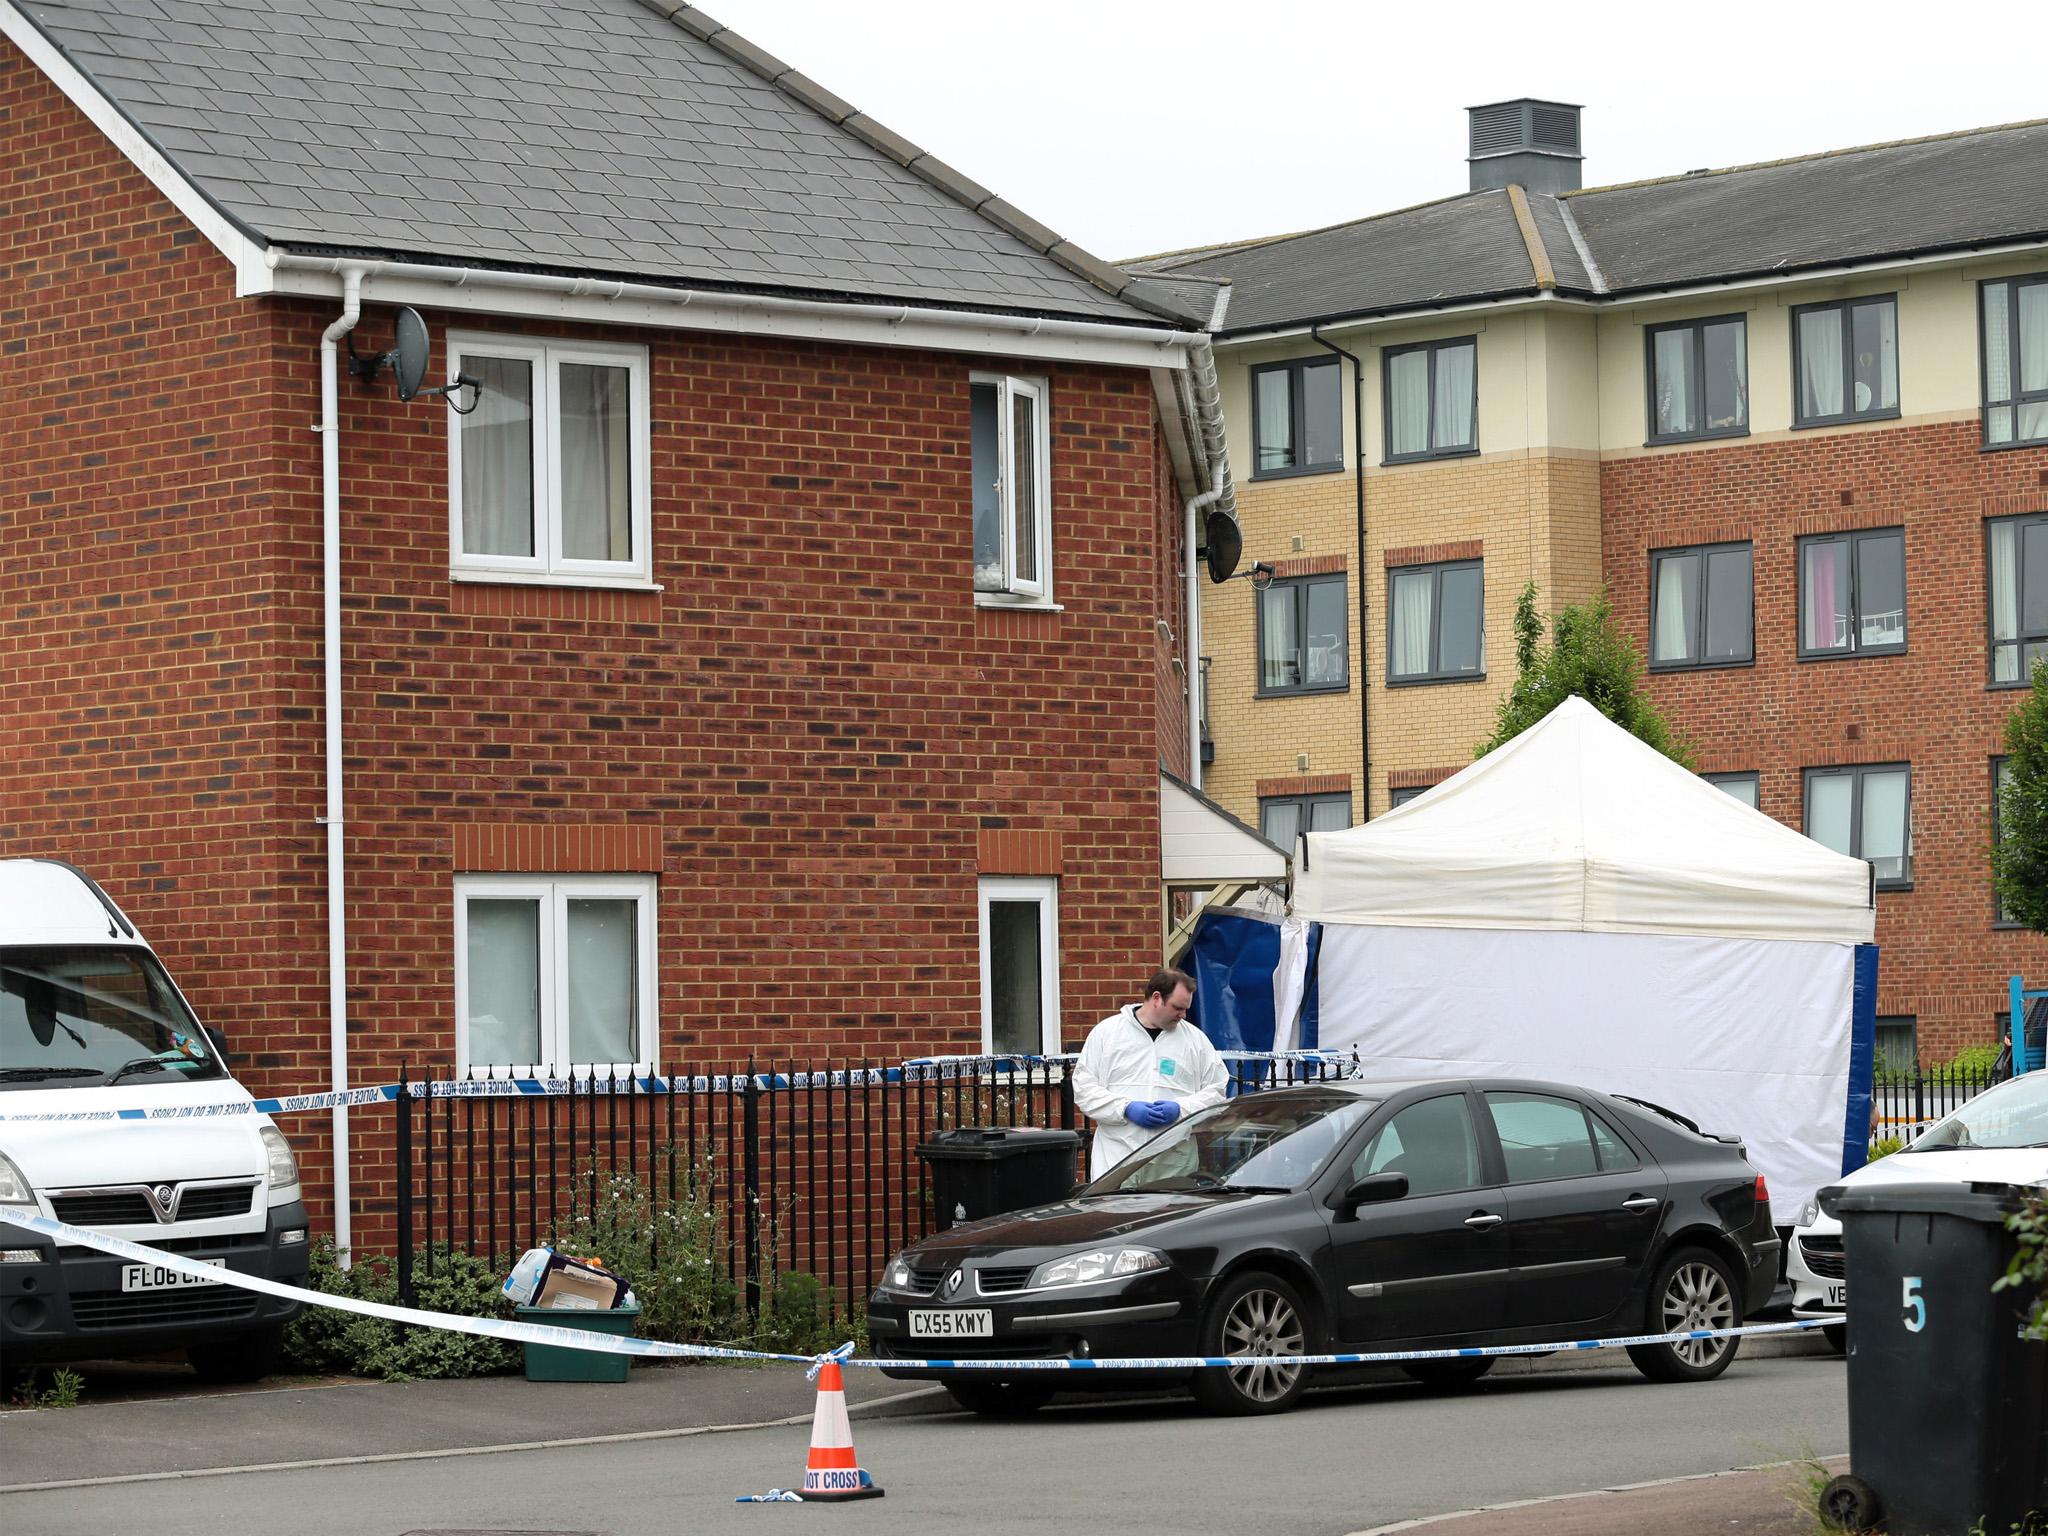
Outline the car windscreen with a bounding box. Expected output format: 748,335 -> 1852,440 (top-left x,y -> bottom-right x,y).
1907,1072 -> 2048,1152
0,947 -> 228,1088
1088,1090 -> 1380,1195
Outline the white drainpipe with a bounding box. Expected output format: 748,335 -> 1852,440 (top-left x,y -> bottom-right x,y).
317,266 -> 365,1260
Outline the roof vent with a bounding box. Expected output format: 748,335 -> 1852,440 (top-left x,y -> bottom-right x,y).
1467,99 -> 1584,195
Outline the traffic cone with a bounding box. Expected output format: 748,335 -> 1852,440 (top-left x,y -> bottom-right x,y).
799,1357 -> 884,1501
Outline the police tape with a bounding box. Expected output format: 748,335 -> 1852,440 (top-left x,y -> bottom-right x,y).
0,1050 -> 1359,1123
8,1209 -> 1831,1373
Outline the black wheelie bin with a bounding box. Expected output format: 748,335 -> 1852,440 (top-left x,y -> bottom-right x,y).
1818,1180 -> 2047,1536
916,1127 -> 1082,1231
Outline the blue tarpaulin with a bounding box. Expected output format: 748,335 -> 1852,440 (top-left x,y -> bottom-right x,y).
1188,909 -> 1317,1052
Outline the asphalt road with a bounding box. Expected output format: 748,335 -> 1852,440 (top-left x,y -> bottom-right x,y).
0,1354 -> 1845,1536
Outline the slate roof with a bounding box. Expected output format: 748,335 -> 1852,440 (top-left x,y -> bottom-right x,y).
1131,119 -> 2048,337
15,0 -> 1183,325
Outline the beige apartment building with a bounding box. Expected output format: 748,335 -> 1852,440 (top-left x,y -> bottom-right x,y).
1133,105 -> 2048,1059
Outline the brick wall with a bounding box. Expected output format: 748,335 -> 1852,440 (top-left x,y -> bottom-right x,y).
1205,452 -> 1602,820
3,41 -> 1186,1239
1602,422 -> 2048,1058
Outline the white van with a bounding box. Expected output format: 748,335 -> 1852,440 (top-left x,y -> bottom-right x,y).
0,860 -> 309,1383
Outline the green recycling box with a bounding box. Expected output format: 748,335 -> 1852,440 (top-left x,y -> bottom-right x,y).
513,1302 -> 640,1383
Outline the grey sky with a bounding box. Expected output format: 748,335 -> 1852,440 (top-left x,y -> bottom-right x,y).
703,0 -> 2047,264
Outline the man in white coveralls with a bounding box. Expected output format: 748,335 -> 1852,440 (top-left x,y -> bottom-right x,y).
1072,968 -> 1229,1178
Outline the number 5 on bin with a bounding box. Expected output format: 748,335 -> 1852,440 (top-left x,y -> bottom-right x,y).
1901,1275 -> 1925,1333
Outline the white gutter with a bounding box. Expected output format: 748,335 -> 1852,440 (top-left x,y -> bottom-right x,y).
1216,234 -> 2048,347
261,253 -> 1200,373
317,266 -> 365,1262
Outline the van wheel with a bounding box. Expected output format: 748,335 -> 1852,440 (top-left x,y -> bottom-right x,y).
188,1325 -> 283,1384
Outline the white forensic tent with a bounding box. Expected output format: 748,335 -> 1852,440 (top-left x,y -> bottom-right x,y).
1286,697 -> 1876,1222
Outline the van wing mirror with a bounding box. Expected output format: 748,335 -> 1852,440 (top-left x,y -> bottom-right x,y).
1333,1171 -> 1408,1211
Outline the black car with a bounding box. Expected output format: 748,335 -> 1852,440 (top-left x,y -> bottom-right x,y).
868,1078 -> 1781,1416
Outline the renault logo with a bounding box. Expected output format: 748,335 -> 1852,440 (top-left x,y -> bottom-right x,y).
942,1268 -> 964,1299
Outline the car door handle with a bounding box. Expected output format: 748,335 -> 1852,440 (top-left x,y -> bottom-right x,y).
1621,1196 -> 1660,1212
1463,1213 -> 1503,1229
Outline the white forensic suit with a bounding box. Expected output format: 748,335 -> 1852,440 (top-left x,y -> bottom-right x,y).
1071,1005 -> 1230,1179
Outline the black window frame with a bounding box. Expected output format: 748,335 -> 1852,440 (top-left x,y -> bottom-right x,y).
1994,756 -> 2024,928
1381,336 -> 1480,465
1791,294 -> 1902,429
1255,572 -> 1350,698
1986,511 -> 2048,689
1703,771 -> 1760,809
1979,273 -> 2048,451
1648,541 -> 1754,672
1644,313 -> 1750,446
1803,762 -> 1914,891
1385,558 -> 1486,686
1249,355 -> 1344,480
1796,527 -> 1908,661
1259,791 -> 1353,846
1388,784 -> 1435,809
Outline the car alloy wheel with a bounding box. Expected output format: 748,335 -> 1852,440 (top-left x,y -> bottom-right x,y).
1193,1269 -> 1311,1415
1626,1246 -> 1742,1383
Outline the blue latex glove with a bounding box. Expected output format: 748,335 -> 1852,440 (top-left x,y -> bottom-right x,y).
1126,1099 -> 1180,1129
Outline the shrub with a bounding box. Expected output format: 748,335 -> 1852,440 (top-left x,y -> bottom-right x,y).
283,1238 -> 520,1382
1867,1135 -> 1905,1161
1996,1192 -> 2048,1342
547,1157 -> 739,1346
1944,1044 -> 2003,1077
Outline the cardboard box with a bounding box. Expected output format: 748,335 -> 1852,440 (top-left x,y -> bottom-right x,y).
533,1253 -> 628,1311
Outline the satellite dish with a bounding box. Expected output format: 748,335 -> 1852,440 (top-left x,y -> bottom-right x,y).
347,306 -> 484,414
391,307 -> 430,401
1201,510 -> 1243,584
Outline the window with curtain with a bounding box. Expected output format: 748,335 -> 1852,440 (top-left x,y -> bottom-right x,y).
971,372 -> 1052,601
1249,356 -> 1343,477
1646,316 -> 1748,443
1383,337 -> 1478,462
1649,542 -> 1752,669
1994,756 -> 2021,926
978,876 -> 1060,1055
451,335 -> 649,585
1988,512 -> 2048,685
1981,274 -> 2048,447
1257,574 -> 1348,695
455,874 -> 656,1071
1793,296 -> 1899,427
1804,764 -> 1913,889
1703,772 -> 1760,809
1387,559 -> 1484,683
1798,528 -> 1907,658
1259,792 -> 1352,848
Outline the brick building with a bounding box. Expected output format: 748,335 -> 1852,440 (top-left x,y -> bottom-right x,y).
1129,104 -> 2048,1063
0,0 -> 1243,1247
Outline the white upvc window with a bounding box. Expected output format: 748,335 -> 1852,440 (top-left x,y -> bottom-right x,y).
970,372 -> 1052,602
977,876 -> 1060,1055
447,333 -> 652,587
454,874 -> 658,1074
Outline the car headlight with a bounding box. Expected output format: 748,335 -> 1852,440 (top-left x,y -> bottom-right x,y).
881,1252 -> 919,1291
260,1126 -> 300,1192
0,1152 -> 35,1209
1028,1247 -> 1166,1290
1798,1192 -> 1821,1229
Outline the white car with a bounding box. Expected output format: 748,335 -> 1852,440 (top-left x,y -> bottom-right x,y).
1789,1069 -> 2048,1350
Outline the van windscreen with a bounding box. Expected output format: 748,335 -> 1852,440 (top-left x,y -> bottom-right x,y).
0,948 -> 228,1087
